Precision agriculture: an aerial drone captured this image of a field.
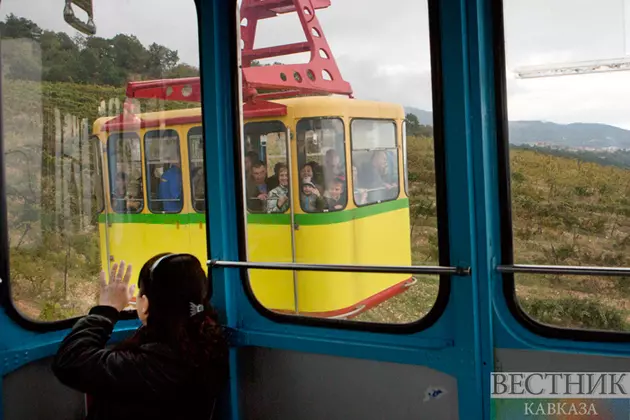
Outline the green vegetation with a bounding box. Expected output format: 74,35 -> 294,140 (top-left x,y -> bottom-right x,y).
1,14 -> 198,86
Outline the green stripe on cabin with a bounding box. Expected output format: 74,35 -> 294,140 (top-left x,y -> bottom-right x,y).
98,198 -> 409,226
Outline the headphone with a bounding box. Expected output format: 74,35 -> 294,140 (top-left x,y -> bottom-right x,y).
149,253 -> 182,282
147,253 -> 213,302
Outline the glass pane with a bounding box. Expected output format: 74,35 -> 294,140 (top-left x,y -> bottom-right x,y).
2,0 -> 201,322
238,0 -> 439,324
108,133 -> 143,214
144,130 -> 183,214
351,119 -> 399,205
243,121 -> 289,214
503,0 -> 630,331
296,118 -> 347,212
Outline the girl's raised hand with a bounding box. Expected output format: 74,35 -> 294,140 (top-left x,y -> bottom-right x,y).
98,261 -> 135,312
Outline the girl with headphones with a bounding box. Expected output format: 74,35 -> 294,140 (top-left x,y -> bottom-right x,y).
52,254 -> 229,420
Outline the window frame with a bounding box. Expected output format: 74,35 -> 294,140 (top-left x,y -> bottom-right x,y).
89,135 -> 106,215
402,121 -> 409,196
243,120 -> 289,214
493,0 -> 630,342
0,131 -> 140,331
188,126 -> 205,213
295,116 -> 348,213
144,129 -> 184,215
107,132 -> 145,214
350,117 -> 401,208
0,3 -> 202,332
238,0 -> 451,333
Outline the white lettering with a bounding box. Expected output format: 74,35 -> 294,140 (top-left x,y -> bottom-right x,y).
523,402 -> 600,416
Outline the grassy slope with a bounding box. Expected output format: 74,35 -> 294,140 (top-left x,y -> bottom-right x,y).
357,137 -> 630,330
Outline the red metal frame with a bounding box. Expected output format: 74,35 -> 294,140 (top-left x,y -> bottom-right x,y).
105,0 -> 352,127
239,0 -> 352,100
272,277 -> 416,320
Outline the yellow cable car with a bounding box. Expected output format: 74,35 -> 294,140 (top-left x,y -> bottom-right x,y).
94,95 -> 413,319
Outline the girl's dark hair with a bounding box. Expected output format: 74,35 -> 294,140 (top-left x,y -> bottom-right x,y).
117,253 -> 228,385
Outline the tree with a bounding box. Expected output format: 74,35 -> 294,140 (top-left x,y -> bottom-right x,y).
166,63 -> 199,78
0,15 -> 195,86
145,43 -> 179,77
405,112 -> 433,137
111,34 -> 149,75
0,14 -> 43,40
405,112 -> 420,127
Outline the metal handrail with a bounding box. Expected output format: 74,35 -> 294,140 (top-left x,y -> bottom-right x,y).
208,260 -> 471,276
497,264 -> 630,277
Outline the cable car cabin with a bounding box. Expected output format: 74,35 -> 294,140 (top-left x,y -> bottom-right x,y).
93,96 -> 412,318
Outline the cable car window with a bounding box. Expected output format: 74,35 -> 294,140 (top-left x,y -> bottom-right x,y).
188,127 -> 205,213
296,117 -> 347,213
501,0 -> 630,334
0,0 -> 201,326
402,121 -> 409,195
237,0 -> 443,326
107,133 -> 143,214
351,119 -> 399,206
144,130 -> 183,214
243,121 -> 289,214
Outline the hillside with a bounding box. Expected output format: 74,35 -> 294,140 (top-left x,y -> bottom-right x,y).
404,108 -> 630,150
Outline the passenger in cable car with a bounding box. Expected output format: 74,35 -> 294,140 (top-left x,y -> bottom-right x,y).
323,177 -> 345,211
111,172 -> 141,213
246,161 -> 268,211
51,255 -> 229,420
301,177 -> 325,211
158,160 -> 183,212
266,161 -> 284,190
300,162 -> 324,193
300,162 -> 314,180
359,150 -> 398,202
307,160 -> 325,190
244,150 -> 258,178
324,149 -> 344,181
267,163 -> 290,213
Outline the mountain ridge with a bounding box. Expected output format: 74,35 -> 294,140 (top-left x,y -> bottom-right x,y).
404,107 -> 630,150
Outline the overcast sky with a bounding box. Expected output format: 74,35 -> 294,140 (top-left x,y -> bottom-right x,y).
4,0 -> 630,128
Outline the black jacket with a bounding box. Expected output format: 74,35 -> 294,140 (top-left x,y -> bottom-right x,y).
52,306 -> 225,420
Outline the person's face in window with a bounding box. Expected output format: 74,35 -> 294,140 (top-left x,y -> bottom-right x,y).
326,150 -> 339,168
373,152 -> 387,174
300,164 -> 313,179
279,168 -> 289,187
252,165 -> 266,184
302,184 -> 315,196
328,182 -> 343,200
